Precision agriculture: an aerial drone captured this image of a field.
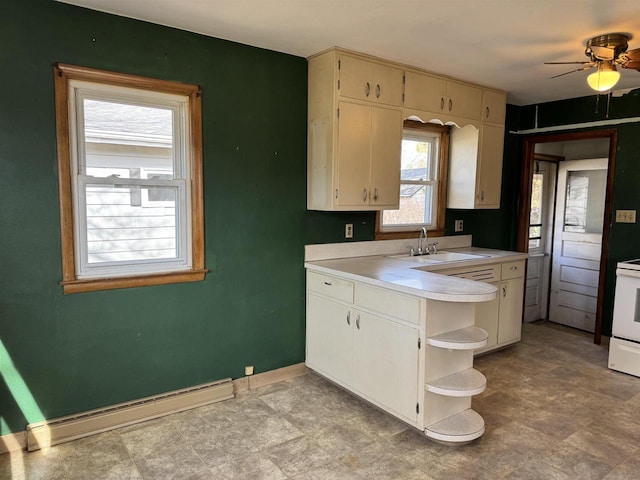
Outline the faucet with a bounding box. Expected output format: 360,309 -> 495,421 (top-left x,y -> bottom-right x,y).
418,227 -> 428,255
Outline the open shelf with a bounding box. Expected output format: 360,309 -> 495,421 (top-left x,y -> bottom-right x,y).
426,368 -> 486,397
426,326 -> 488,350
424,409 -> 485,443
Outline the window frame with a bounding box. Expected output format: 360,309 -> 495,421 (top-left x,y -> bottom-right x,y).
376,121 -> 449,240
54,63 -> 206,294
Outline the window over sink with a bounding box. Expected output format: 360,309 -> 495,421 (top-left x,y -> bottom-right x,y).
376,121 -> 449,239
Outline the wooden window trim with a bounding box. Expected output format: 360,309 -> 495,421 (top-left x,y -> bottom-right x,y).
375,121 -> 449,240
54,63 -> 206,294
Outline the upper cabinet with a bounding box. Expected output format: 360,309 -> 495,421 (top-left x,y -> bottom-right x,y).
339,54 -> 404,107
307,48 -> 507,211
308,49 -> 403,211
404,72 -> 482,123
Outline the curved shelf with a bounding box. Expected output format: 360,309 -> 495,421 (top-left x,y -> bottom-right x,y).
424,409 -> 485,443
426,368 -> 487,397
426,326 -> 488,350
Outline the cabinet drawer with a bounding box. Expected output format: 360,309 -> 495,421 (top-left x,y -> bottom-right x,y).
307,271 -> 354,303
441,264 -> 500,283
355,283 -> 421,324
501,261 -> 525,280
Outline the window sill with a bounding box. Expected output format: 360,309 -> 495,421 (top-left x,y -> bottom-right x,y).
375,229 -> 445,241
60,269 -> 208,294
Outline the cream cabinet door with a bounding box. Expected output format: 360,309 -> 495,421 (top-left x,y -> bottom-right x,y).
447,81 -> 482,120
372,63 -> 404,106
306,293 -> 353,387
403,71 -> 447,114
370,107 -> 402,208
352,310 -> 419,422
336,102 -> 372,207
476,124 -> 504,208
497,279 -> 524,345
338,55 -> 373,103
482,90 -> 507,125
475,285 -> 499,353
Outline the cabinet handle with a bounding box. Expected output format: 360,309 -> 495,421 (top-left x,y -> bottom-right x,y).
449,99 -> 453,111
440,97 -> 444,110
376,84 -> 381,98
480,190 -> 485,201
486,106 -> 490,119
373,188 -> 378,200
323,281 -> 332,286
362,188 -> 368,202
502,286 -> 507,298
356,314 -> 360,330
347,311 -> 351,326
365,82 -> 370,97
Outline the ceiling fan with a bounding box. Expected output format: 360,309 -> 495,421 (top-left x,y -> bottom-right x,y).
545,33 -> 640,92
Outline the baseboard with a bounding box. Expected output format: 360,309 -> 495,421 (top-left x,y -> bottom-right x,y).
233,362 -> 308,393
0,431 -> 26,455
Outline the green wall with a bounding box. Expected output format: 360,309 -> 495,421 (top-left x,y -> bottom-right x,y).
0,0 -> 366,436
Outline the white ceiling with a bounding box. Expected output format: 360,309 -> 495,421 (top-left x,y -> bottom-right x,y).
58,0 -> 640,105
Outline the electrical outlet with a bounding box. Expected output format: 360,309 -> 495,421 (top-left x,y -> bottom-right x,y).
345,223 -> 353,238
245,365 -> 254,376
454,219 -> 464,232
615,210 -> 637,223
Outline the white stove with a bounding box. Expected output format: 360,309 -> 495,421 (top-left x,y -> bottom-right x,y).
608,259 -> 640,377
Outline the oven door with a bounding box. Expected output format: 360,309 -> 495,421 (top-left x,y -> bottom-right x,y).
612,268 -> 640,342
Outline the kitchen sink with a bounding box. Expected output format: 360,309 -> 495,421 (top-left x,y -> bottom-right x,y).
388,251 -> 489,264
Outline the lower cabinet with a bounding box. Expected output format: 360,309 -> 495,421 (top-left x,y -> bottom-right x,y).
306,280 -> 420,424
442,260 -> 525,355
306,269 -> 492,442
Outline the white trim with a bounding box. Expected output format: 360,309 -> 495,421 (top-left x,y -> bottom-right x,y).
67,80 -> 193,279
511,116 -> 640,135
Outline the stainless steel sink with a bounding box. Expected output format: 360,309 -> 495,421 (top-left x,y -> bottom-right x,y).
388,251 -> 489,264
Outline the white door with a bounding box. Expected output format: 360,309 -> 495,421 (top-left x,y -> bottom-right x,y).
306,294 -> 353,386
549,159 -> 607,332
524,161 -> 556,322
352,310 -> 419,423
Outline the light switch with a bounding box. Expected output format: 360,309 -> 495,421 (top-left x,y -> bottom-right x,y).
615,210 -> 637,223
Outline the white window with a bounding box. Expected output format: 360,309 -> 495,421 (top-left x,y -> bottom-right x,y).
379,123 -> 447,234
55,64 -> 205,293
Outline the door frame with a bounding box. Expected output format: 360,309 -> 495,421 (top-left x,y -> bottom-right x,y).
516,129 -> 617,344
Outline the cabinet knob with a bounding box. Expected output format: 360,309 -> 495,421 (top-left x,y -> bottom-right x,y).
376,84 -> 381,98
362,188 -> 368,202
365,82 -> 370,97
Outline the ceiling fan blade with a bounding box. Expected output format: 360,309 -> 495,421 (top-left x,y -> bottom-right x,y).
550,65 -> 594,79
619,48 -> 640,69
545,61 -> 593,65
590,45 -> 615,60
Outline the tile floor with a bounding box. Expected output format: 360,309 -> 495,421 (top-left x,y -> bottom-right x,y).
3,321 -> 640,479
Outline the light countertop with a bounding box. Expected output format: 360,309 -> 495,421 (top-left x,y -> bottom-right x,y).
305,247 -> 527,303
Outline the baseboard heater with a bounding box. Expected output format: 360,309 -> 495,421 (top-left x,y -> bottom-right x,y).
26,378 -> 234,451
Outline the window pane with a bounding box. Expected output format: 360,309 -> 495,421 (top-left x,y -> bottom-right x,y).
83,99 -> 174,178
529,173 -> 543,225
529,225 -> 541,239
401,137 -> 434,180
382,184 -> 433,226
86,184 -> 177,264
563,170 -> 606,233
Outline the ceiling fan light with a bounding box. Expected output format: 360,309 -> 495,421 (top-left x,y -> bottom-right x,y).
587,62 -> 620,92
